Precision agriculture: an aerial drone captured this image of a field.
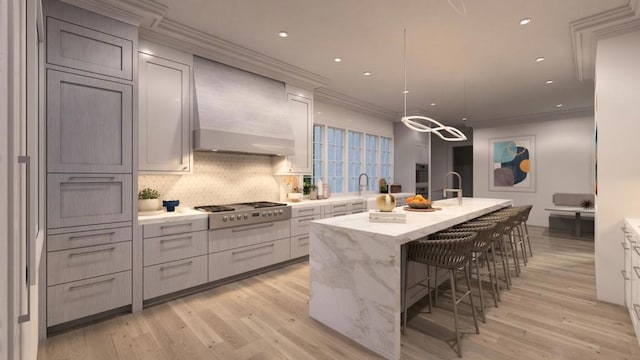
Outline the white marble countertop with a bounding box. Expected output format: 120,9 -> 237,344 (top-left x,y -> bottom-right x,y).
312,197 -> 512,243
137,207 -> 208,225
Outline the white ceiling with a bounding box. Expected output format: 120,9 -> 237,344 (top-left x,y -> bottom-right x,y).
160,0 -> 627,124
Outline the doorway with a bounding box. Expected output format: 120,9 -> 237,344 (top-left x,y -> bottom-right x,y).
453,145 -> 473,197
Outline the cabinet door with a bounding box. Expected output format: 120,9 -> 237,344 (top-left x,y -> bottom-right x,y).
47,70 -> 132,173
139,53 -> 191,173
47,17 -> 133,80
283,94 -> 312,174
47,173 -> 132,229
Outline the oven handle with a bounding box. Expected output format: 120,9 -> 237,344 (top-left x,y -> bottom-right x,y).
231,223 -> 275,233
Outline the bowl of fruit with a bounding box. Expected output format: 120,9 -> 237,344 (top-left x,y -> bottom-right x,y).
406,194 -> 433,209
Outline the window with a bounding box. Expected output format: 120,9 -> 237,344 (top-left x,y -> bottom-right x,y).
313,124 -> 323,187
347,130 -> 363,192
380,136 -> 392,184
327,127 -> 344,193
312,123 -> 392,195
365,134 -> 378,190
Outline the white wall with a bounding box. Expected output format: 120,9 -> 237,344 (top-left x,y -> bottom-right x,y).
0,0 -> 9,357
594,29 -> 640,305
473,116 -> 594,227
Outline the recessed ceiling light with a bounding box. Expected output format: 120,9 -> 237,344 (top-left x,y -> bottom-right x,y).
556,104 -> 564,108
333,57 -> 342,63
430,103 -> 437,106
519,18 -> 532,25
278,31 -> 289,38
363,71 -> 372,76
535,57 -> 545,62
546,80 -> 554,84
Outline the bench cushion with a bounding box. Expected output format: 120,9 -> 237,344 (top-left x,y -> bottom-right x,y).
552,193 -> 594,207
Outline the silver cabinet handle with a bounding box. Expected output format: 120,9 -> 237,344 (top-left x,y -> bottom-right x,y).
182,166 -> 188,171
333,204 -> 347,209
67,176 -> 116,181
69,231 -> 116,241
160,223 -> 191,229
160,260 -> 193,271
69,247 -> 116,257
622,270 -> 630,280
297,208 -> 314,213
231,223 -> 274,233
160,236 -> 192,243
18,155 -> 31,323
69,277 -> 115,290
297,236 -> 310,245
232,243 -> 275,255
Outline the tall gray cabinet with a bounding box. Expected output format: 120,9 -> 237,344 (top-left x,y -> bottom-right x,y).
44,0 -> 137,330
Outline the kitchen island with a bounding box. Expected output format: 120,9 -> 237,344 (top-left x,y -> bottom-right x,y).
309,197 -> 512,359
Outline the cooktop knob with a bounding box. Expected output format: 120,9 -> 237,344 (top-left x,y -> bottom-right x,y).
230,215 -> 235,221
223,216 -> 228,222
262,212 -> 267,217
243,214 -> 249,219
279,209 -> 284,214
268,211 -> 273,216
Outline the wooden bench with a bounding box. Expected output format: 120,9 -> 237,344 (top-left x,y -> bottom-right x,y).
545,193 -> 595,237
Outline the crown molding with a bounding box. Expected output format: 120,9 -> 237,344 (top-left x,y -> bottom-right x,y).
60,0 -> 166,26
570,0 -> 640,82
468,106 -> 594,129
314,88 -> 398,121
139,19 -> 328,90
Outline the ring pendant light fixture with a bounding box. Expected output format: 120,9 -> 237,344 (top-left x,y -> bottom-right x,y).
400,29 -> 468,142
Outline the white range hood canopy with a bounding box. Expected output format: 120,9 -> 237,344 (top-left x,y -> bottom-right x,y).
192,56 -> 294,155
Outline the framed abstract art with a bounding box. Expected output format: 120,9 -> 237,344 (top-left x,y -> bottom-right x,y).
489,135 -> 536,192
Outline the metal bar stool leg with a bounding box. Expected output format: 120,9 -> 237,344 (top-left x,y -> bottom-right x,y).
449,269 -> 462,357
484,247 -> 499,306
465,263 -> 480,335
473,254 -> 486,323
524,221 -> 533,257
516,223 -> 528,266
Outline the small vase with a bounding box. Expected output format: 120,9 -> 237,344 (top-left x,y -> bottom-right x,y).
138,198 -> 162,212
309,190 -> 317,200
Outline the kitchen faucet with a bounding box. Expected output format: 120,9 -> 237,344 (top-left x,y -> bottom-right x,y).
443,171 -> 463,206
358,173 -> 369,196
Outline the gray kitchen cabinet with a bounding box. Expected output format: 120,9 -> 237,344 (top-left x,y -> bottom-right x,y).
47,173 -> 132,229
273,86 -> 313,175
142,218 -> 209,300
47,17 -> 133,80
47,70 -> 132,173
45,0 -> 137,329
208,220 -> 290,253
290,204 -> 323,259
208,238 -> 291,282
138,47 -> 192,173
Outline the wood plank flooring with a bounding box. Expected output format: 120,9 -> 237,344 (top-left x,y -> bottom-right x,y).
38,226 -> 640,359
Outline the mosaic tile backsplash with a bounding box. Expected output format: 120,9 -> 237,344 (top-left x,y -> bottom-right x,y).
138,152 -> 280,207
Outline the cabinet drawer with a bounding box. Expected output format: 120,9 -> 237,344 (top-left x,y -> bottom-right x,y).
47,70 -> 133,173
291,215 -> 321,236
208,220 -> 290,253
144,218 -> 208,238
143,255 -> 207,300
290,234 -> 310,258
348,201 -> 366,211
208,238 -> 290,282
143,230 -> 207,266
47,270 -> 132,326
47,173 -> 132,229
327,202 -> 348,214
292,205 -> 322,218
47,242 -> 131,286
48,226 -> 131,252
47,18 -> 133,80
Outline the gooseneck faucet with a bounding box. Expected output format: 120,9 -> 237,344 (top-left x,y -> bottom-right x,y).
443,171 -> 463,206
358,173 -> 369,196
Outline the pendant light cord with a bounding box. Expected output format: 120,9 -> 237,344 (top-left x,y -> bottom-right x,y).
403,28 -> 407,118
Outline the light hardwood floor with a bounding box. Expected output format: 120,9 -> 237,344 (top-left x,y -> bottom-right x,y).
38,226 -> 640,359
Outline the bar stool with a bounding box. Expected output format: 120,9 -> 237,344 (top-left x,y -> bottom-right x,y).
449,222 -> 499,322
403,231 -> 479,357
494,207 -> 528,269
481,209 -> 523,277
471,215 -> 513,290
515,205 -> 534,257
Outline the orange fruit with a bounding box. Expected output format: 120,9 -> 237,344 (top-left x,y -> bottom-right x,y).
406,196 -> 414,203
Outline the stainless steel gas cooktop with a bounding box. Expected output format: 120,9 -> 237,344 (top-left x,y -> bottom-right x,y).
195,201 -> 291,229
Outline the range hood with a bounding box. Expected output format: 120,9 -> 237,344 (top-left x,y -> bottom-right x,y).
193,56 -> 294,155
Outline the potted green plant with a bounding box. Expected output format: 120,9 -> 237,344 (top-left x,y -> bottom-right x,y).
138,187 -> 162,212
